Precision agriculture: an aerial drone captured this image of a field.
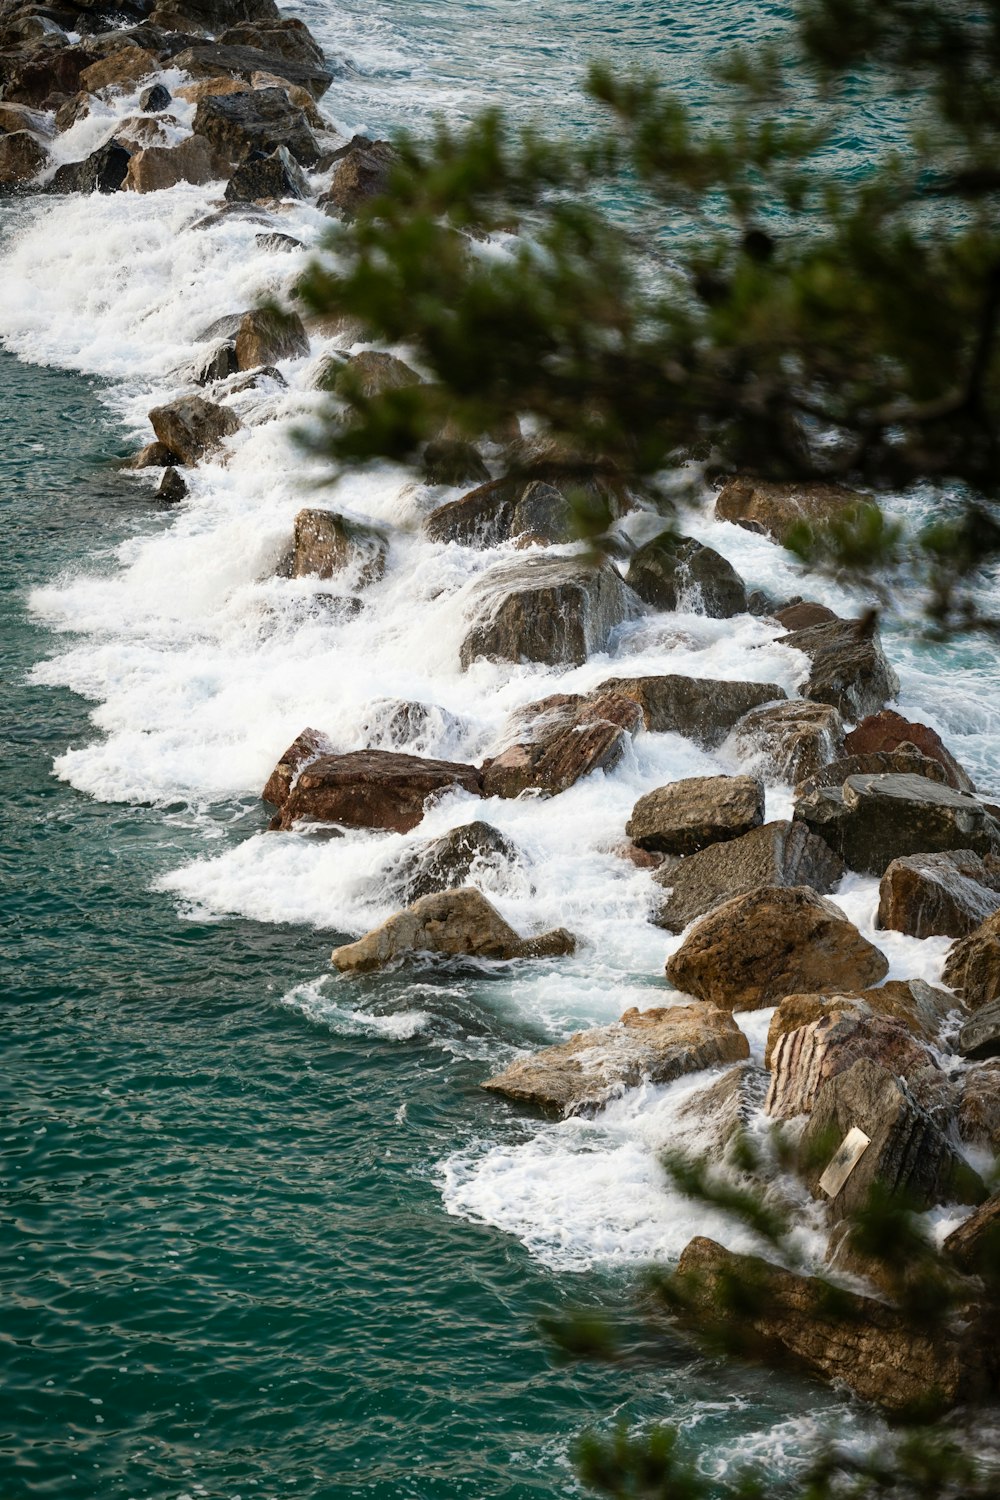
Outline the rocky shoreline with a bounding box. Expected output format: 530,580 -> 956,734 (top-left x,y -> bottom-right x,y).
4,0 -> 1000,1421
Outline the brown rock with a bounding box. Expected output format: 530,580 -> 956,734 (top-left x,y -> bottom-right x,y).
726,699 -> 844,783
125,133 -> 230,191
481,691 -> 643,798
79,45 -> 157,94
666,886 -> 888,1011
319,134 -> 394,214
624,532 -> 747,618
774,600 -> 839,630
379,821 -> 522,906
627,774 -> 764,857
276,508 -> 387,586
333,349 -> 420,399
859,978 -> 961,1041
764,993 -> 866,1068
148,395 -> 239,465
845,708 -> 974,793
170,43 -> 332,101
191,85 -> 319,167
156,466 -> 187,503
424,476 -> 574,549
877,850 -> 1000,940
945,910 -> 1000,1012
765,1012 -> 937,1120
460,556 -> 633,669
234,306 -> 308,368
593,675 -> 786,749
175,75 -> 253,104
276,748 -> 482,833
331,886 -> 574,973
482,1005 -> 750,1117
958,1063 -> 1000,1157
943,1195 -> 1000,1275
781,617 -> 900,722
123,439 -> 179,469
715,476 -> 874,545
794,746 -> 951,799
261,726 -> 332,810
0,128 -> 48,188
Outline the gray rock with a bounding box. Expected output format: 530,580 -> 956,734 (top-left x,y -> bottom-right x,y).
675,1061 -> 769,1160
191,85 -> 320,166
782,617 -> 899,721
794,746 -> 951,799
380,821 -> 522,905
625,532 -> 747,617
425,476 -> 573,548
725,699 -> 844,783
48,139 -> 131,194
0,128 -> 48,189
592,674 -> 787,748
878,850 -> 1000,940
192,341 -> 239,385
627,774 -> 764,856
139,81 -> 171,111
460,556 -> 633,669
224,145 -> 310,202
255,231 -> 303,252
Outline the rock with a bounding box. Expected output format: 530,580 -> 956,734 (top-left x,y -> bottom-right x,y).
48,139 -> 131,194
149,0 -> 281,31
674,1235 -> 988,1414
946,910 -> 1000,1015
170,43 -> 332,100
380,821 -> 522,905
765,1011 -> 938,1120
191,85 -> 319,165
958,1064 -> 1000,1156
354,698 -> 470,755
764,993 -> 867,1068
653,819 -> 844,934
481,691 -> 643,798
0,102 -> 55,138
147,394 -> 239,464
319,134 -> 394,214
2,41 -> 91,107
592,674 -> 787,749
625,532 -> 747,617
796,773 -> 1000,877
781,616 -> 900,722
943,1195 -> 1000,1275
844,708 -> 974,793
79,44 -> 157,93
273,748 -> 482,833
794,746 -> 952,799
482,1005 -> 750,1117
333,349 -> 420,400
233,306 -> 307,368
139,80 -> 171,110
715,476 -> 874,545
877,850 -> 1000,940
774,600 -> 839,630
276,508 -> 387,587
156,466 -> 187,502
0,129 -> 48,188
53,92 -> 93,131
223,142 -> 308,200
666,886 -> 888,1010
674,1062 -> 769,1159
799,1057 -> 984,1214
217,17 -> 325,67
124,133 -> 229,190
331,886 -> 574,973
725,699 -> 844,783
196,312 -> 245,341
627,775 -> 764,857
421,440 -> 490,488
255,230 -> 302,252
958,998 -> 1000,1060
191,341 -> 238,384
115,115 -> 176,150
261,726 -> 331,811
460,556 -> 633,669
425,469 -> 628,549
124,439 -> 178,469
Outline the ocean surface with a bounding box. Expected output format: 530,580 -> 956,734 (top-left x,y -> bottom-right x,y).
2,2 -> 999,1497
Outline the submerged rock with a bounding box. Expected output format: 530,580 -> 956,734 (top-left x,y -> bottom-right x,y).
460,556 -> 633,669
331,887 -> 574,972
877,849 -> 1000,940
715,476 -> 873,545
481,691 -> 643,798
675,1062 -> 769,1160
593,674 -> 786,748
781,617 -> 900,722
946,909 -> 1000,1014
844,708 -> 974,793
482,1004 -> 749,1117
273,748 -> 482,833
627,774 -> 764,856
147,394 -> 240,465
725,699 -> 844,783
380,821 -> 523,906
624,532 -> 747,617
277,508 -> 387,586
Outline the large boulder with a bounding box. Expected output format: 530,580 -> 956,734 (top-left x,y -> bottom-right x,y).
624,532 -> 747,617
945,910 -> 1000,1013
715,476 -> 873,545
627,774 -> 764,857
79,43 -> 157,93
673,1235 -> 989,1414
781,617 -> 900,721
331,887 -> 574,973
481,1005 -> 750,1117
233,306 -> 308,368
1,40 -> 92,106
379,821 -> 523,906
261,726 -> 332,811
764,980 -> 959,1065
666,886 -> 888,1010
170,43 -> 332,99
877,850 -> 1000,940
958,999 -> 1000,1060
0,128 -> 48,188
318,134 -> 395,215
481,691 -> 643,798
147,394 -> 239,464
653,819 -> 844,934
276,508 -> 387,587
765,1011 -> 938,1121
224,143 -> 308,201
48,139 -> 132,194
424,476 -> 576,549
217,17 -> 325,66
332,349 -> 420,400
725,699 -> 844,783
796,772 -> 1000,877
460,557 -> 633,669
124,133 -> 229,190
272,748 -> 482,833
191,85 -> 320,165
844,709 -> 974,793
793,745 -> 951,799
774,600 -> 839,630
593,674 -> 786,749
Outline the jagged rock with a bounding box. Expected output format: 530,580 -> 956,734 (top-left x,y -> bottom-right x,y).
53,91 -> 92,131
331,886 -> 573,973
675,1062 -> 769,1159
845,708 -> 974,793
261,726 -> 331,811
799,1058 -> 984,1215
191,341 -> 238,384
380,821 -> 522,905
2,40 -> 91,106
48,139 -> 131,194
139,80 -> 171,110
653,819 -> 844,934
319,134 -> 394,214
781,617 -> 899,721
765,994 -> 867,1068
224,142 -> 309,200
774,600 -> 839,630
593,675 -> 786,748
481,691 -> 643,798
116,115 -> 176,150
147,394 -> 239,464
125,133 -> 230,191
666,886 -> 888,1010
79,43 -> 157,93
124,439 -> 178,469
233,306 -> 307,368
945,910 -> 1000,1014
224,365 -> 285,393
958,1064 -> 1000,1156
0,102 -> 55,137
715,476 -> 874,545
191,84 -> 319,165
170,42 -> 332,100
625,532 -> 747,617
156,466 -> 187,502
674,1234 -> 989,1414
627,774 -> 764,857
425,476 -> 574,548
725,699 -> 844,783
254,230 -> 302,252
877,850 -> 1000,940
333,349 -> 420,399
482,1005 -> 749,1117
796,772 -> 1000,877
794,746 -> 951,799
273,748 -> 481,833
460,557 -> 633,669
276,508 -> 387,587
944,1195 -> 1000,1275
860,978 -> 961,1040
218,17 -> 325,66
766,1012 -> 937,1120
196,312 -> 245,341
0,129 -> 48,188
149,0 -> 281,31
958,999 -> 1000,1060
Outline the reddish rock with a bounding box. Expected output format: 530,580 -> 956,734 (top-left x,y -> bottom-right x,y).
482,691 -> 643,798
715,476 -> 874,544
275,748 -> 482,833
774,601 -> 839,630
845,709 -> 974,792
262,727 -> 332,811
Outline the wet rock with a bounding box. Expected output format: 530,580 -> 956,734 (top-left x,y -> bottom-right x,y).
958,998 -> 1000,1060
224,142 -> 308,201
425,476 -> 573,548
53,91 -> 92,131
261,726 -> 332,811
48,139 -> 132,193
2,40 -> 91,106
192,85 -> 319,166
421,439 -> 491,488
666,886 -> 888,1011
276,508 -> 387,587
674,1234 -> 988,1414
79,43 -> 156,93
0,102 -> 55,137
482,1005 -> 749,1117
125,133 -> 230,191
147,394 -> 239,464
774,600 -> 839,630
139,79 -> 171,110
149,0 -> 282,30
764,993 -> 867,1068
460,557 -> 633,669
625,532 -> 747,617
0,129 -> 48,188
766,1011 -> 938,1120
796,772 -> 1000,877
794,746 -> 951,799
274,748 -> 481,833
675,1062 -> 769,1159
481,691 -> 643,798
217,17 -> 325,67
318,134 -> 394,214
653,819 -> 844,935
332,349 -> 420,400
781,616 -> 899,722
799,1057 -> 984,1215
381,821 -> 522,905
592,674 -> 787,749
725,699 -> 844,783
944,1195 -> 1000,1276
170,43 -> 332,100
195,312 -> 246,341
331,886 -> 574,973
946,910 -> 1000,1015
715,476 -> 873,545
156,465 -> 187,503
124,439 -> 179,469
844,708 -> 974,793
627,774 -> 764,857
223,365 -> 285,393
877,850 -> 1000,940
254,230 -> 302,252
234,306 -> 308,368
958,1063 -> 1000,1156
191,340 -> 238,384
